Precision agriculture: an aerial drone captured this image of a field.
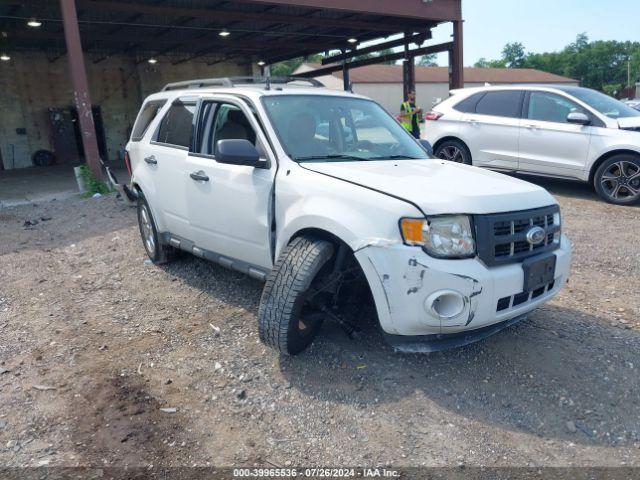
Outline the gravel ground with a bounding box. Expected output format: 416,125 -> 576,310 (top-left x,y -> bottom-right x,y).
0,180 -> 639,472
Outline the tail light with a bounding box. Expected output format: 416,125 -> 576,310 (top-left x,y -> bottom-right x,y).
124,150 -> 132,176
425,111 -> 443,121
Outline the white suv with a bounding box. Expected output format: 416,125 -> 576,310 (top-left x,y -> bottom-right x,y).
124,77 -> 571,355
424,85 -> 640,205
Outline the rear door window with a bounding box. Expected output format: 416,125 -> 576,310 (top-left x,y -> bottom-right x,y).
155,100 -> 197,148
131,100 -> 166,141
474,91 -> 524,118
453,92 -> 484,113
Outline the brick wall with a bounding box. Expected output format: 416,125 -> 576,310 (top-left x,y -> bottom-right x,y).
0,52 -> 251,169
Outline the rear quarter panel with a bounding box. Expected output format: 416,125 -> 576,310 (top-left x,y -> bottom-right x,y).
423,107 -> 463,145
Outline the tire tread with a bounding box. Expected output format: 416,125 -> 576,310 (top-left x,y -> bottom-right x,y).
258,236 -> 334,355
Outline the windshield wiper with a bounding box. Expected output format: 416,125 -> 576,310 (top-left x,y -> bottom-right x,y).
369,155 -> 424,160
293,154 -> 369,162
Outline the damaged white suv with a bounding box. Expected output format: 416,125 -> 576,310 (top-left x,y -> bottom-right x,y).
124,77 -> 571,355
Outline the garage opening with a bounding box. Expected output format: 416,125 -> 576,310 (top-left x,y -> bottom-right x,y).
0,0 -> 463,190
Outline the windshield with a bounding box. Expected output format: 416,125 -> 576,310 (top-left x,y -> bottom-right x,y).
261,95 -> 430,162
569,88 -> 640,119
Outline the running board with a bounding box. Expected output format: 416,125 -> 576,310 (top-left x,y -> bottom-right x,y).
160,233 -> 268,282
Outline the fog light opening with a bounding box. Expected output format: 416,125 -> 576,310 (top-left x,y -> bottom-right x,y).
430,291 -> 465,319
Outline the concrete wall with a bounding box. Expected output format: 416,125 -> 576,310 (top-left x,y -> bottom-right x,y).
0,52 -> 250,169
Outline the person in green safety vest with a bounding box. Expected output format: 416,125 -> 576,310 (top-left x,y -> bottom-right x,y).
400,90 -> 423,139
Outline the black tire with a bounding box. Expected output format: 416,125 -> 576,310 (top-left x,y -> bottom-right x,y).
137,194 -> 174,264
593,154 -> 640,205
32,149 -> 56,167
435,139 -> 472,165
258,236 -> 335,355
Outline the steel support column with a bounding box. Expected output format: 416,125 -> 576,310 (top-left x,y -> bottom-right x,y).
60,0 -> 103,180
402,37 -> 416,100
342,50 -> 350,92
449,19 -> 464,90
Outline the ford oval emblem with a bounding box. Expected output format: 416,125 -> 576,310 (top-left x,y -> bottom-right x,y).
526,226 -> 546,245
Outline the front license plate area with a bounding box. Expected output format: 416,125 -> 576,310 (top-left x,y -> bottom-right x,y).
522,254 -> 556,292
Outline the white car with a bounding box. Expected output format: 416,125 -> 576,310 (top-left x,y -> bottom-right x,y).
625,99 -> 640,111
124,77 -> 571,355
424,85 -> 640,205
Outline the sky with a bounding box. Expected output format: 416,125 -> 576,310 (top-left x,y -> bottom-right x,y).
428,0 -> 640,66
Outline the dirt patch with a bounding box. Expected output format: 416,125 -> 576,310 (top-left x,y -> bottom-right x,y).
0,187 -> 639,469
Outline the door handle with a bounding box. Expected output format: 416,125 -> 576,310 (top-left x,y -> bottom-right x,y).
144,155 -> 157,165
190,171 -> 209,182
524,124 -> 538,130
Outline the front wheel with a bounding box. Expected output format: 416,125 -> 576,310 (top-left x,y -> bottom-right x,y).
593,155 -> 640,205
435,139 -> 472,165
258,236 -> 335,355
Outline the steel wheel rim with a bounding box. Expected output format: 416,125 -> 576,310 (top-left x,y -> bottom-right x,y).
140,205 -> 156,255
438,146 -> 464,163
600,160 -> 640,201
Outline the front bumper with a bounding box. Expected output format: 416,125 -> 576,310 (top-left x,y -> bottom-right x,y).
354,235 -> 571,346
382,314 -> 529,353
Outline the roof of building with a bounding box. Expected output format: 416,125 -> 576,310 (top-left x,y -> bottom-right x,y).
302,63 -> 577,84
0,1 -> 459,64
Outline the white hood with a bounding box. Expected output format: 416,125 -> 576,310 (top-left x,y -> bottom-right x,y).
617,117 -> 640,129
303,159 -> 556,215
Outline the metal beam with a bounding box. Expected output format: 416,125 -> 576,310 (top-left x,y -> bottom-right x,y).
402,33 -> 416,100
234,0 -> 462,22
59,0 -> 103,181
342,61 -> 350,92
7,28 -> 329,55
321,32 -> 428,65
296,42 -> 454,78
73,0 -> 404,32
449,20 -> 464,89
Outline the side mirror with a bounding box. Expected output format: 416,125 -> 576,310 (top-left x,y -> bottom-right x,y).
567,112 -> 590,125
215,139 -> 265,168
419,139 -> 434,156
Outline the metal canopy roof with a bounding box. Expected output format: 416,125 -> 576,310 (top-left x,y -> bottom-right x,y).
0,0 -> 461,65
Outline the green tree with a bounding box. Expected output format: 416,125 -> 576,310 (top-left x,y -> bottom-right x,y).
474,57 -> 506,68
502,42 -> 526,68
475,34 -> 640,93
270,54 -> 324,77
417,54 -> 438,67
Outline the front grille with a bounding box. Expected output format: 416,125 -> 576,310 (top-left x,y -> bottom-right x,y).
474,205 -> 561,266
496,280 -> 556,312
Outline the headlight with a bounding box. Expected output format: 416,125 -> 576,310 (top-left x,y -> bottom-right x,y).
400,215 -> 476,258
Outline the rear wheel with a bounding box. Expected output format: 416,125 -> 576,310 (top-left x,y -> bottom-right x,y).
593,155 -> 640,205
435,139 -> 472,165
137,194 -> 175,264
258,236 -> 335,355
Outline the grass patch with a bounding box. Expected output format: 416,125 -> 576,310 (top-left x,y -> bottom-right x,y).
78,165 -> 112,197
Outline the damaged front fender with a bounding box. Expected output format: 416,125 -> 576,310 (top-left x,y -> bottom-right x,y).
354,244 -> 487,336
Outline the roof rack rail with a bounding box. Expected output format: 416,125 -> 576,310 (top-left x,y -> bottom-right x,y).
162,76 -> 324,91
